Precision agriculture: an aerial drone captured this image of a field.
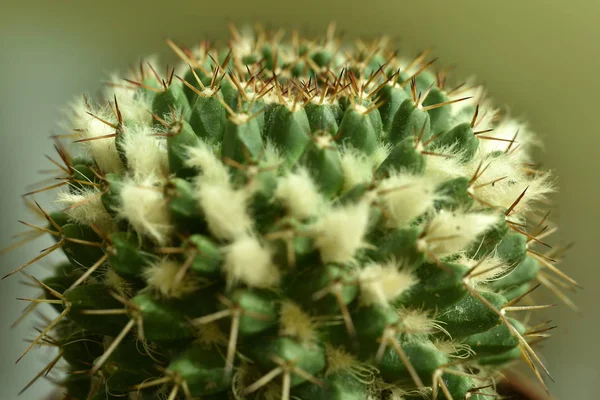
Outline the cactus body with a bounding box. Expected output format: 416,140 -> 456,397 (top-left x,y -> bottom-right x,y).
5,25 -> 572,400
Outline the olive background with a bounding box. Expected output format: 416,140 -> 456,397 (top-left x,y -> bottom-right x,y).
0,1 -> 597,399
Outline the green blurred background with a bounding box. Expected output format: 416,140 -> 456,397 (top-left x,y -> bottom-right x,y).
0,0 -> 597,398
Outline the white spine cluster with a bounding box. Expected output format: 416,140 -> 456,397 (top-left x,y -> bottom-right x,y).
121,125 -> 168,179
197,183 -> 253,241
55,189 -> 114,232
358,261 -> 416,306
419,210 -> 501,259
103,74 -> 153,125
185,140 -> 256,241
477,118 -> 536,155
117,177 -> 172,245
185,141 -> 230,185
143,259 -> 198,298
456,254 -> 511,285
397,308 -> 449,337
340,147 -> 374,192
222,235 -> 280,288
378,172 -> 439,228
312,201 -> 372,264
274,167 -> 323,219
466,151 -> 554,213
278,301 -> 316,344
423,150 -> 466,186
68,98 -> 124,174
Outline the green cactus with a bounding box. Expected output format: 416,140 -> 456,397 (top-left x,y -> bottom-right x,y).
3,24 -> 575,400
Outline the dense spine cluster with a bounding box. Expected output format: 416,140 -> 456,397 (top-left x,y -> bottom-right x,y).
4,25 -> 574,400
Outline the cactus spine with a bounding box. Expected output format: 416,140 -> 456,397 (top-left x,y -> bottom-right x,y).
4,24 -> 573,400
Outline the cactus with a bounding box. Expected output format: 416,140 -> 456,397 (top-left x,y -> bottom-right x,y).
3,24 -> 575,400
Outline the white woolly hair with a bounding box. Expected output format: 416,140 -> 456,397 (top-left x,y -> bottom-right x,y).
325,345 -> 360,375
477,117 -> 539,157
102,267 -> 133,299
121,125 -> 168,179
372,142 -> 392,171
117,176 -> 172,245
68,97 -> 124,174
262,138 -> 284,166
340,147 -> 374,192
455,254 -> 511,285
466,152 -> 554,213
222,235 -> 280,288
197,183 -> 253,241
279,301 -> 316,344
433,339 -> 475,359
419,209 -> 501,259
102,73 -> 153,125
449,76 -> 486,116
358,260 -> 416,306
422,148 -> 466,186
185,141 -> 230,185
143,259 -> 198,298
397,307 -> 450,337
324,345 -> 378,383
274,167 -> 323,219
260,88 -> 281,106
312,201 -> 372,264
378,172 -> 439,228
55,189 -> 114,232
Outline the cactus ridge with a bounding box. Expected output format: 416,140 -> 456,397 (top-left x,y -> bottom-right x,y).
4,24 -> 574,400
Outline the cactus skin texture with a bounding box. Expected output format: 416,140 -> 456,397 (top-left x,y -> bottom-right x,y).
4,24 -> 575,400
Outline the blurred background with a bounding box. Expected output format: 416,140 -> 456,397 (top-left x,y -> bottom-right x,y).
0,0 -> 598,398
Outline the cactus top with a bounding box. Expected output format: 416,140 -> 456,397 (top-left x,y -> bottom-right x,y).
5,24 -> 573,400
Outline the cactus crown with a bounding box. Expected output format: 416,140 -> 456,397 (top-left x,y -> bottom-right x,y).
5,24 -> 573,400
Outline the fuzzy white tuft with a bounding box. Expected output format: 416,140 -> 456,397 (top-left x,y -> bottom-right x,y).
359,261 -> 416,306
378,172 -> 439,228
68,97 -> 124,174
121,125 -> 168,179
222,235 -> 280,288
372,142 -> 392,170
274,168 -> 323,219
325,346 -> 359,375
466,151 -> 521,183
312,201 -> 372,264
477,118 -> 538,156
55,189 -> 114,232
422,149 -> 466,186
143,259 -> 198,298
103,268 -> 133,298
185,141 -> 230,185
103,74 -> 153,125
433,339 -> 475,359
340,147 -> 373,192
262,139 -> 284,166
466,152 -> 554,212
397,308 -> 449,336
117,177 -> 172,245
449,77 -> 486,117
419,210 -> 501,259
197,183 -> 253,241
279,301 -> 316,343
456,254 -> 511,284
324,345 -> 378,383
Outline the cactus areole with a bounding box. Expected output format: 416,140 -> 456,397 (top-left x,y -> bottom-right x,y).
5,25 -> 573,400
